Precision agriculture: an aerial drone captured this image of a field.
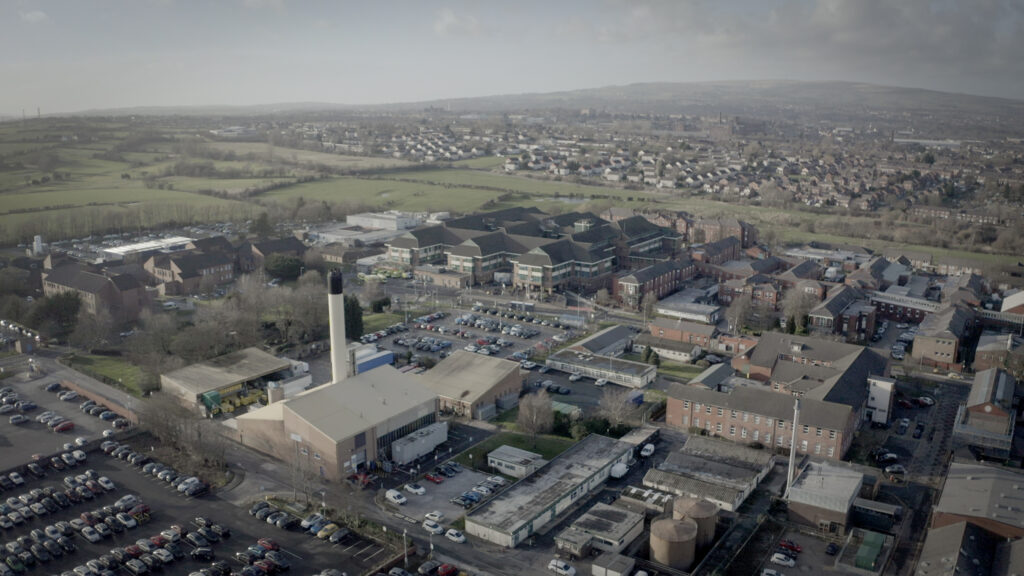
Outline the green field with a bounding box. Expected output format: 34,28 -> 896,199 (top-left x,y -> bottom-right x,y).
453,430 -> 576,472
262,176 -> 506,212
65,353 -> 147,396
363,312 -> 403,334
205,142 -> 412,170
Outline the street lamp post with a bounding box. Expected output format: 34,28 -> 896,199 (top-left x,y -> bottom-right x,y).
403,529 -> 408,568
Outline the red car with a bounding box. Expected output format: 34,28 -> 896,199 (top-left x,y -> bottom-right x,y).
53,421 -> 75,433
436,564 -> 457,576
779,539 -> 802,553
149,534 -> 168,547
124,544 -> 144,558
252,560 -> 275,574
897,399 -> 915,409
424,473 -> 444,484
257,538 -> 279,551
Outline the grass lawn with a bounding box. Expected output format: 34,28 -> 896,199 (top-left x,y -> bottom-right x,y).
262,176 -> 505,213
363,312 -> 404,334
450,156 -> 505,170
65,354 -> 146,396
204,142 -> 412,170
657,361 -> 705,381
453,430 -> 576,472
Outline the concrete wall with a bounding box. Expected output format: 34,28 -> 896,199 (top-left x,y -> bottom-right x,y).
788,501 -> 848,533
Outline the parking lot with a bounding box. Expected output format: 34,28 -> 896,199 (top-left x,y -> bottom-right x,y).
1,422 -> 394,576
1,372 -> 121,467
389,467 -> 494,531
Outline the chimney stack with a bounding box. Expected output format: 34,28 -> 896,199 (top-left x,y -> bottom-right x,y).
328,270 -> 349,382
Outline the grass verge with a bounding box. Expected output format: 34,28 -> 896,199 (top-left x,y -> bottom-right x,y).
65,353 -> 146,396
453,431 -> 576,472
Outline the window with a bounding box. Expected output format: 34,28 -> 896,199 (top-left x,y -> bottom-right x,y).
694,417 -> 700,427
313,452 -> 322,460
730,410 -> 738,419
802,425 -> 809,434
716,423 -> 723,434
683,401 -> 690,409
717,408 -> 724,417
827,447 -> 835,458
753,430 -> 759,441
741,428 -> 747,439
778,420 -> 785,429
814,444 -> 821,455
729,425 -> 736,436
816,428 -> 822,436
755,416 -> 761,425
765,433 -> 771,443
800,440 -> 808,452
743,412 -> 749,422
829,430 -> 836,439
706,406 -> 712,414
682,416 -> 689,426
777,435 -> 784,446
694,403 -> 701,410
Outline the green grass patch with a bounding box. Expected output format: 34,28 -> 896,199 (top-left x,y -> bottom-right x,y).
65,354 -> 146,396
363,313 -> 404,334
204,142 -> 412,170
453,431 -> 576,472
657,361 -> 705,381
450,156 -> 504,170
262,176 -> 505,212
492,406 -> 519,430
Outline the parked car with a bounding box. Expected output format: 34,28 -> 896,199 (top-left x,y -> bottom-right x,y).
547,559 -> 576,576
444,529 -> 465,543
422,520 -> 443,535
385,490 -> 407,505
404,483 -> 426,496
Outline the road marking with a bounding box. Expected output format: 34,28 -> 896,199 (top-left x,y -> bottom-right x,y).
341,542 -> 361,553
280,548 -> 302,560
354,543 -> 376,557
363,547 -> 384,561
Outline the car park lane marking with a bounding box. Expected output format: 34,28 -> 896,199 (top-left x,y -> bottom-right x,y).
341,541 -> 362,553
362,547 -> 385,561
353,543 -> 377,557
280,547 -> 302,560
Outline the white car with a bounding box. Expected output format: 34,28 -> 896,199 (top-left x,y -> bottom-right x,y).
72,449 -> 87,462
594,378 -> 608,387
152,549 -> 174,564
917,396 -> 935,407
74,436 -> 89,447
81,526 -> 102,543
424,511 -> 445,523
485,476 -> 506,487
422,520 -> 444,535
770,553 -> 795,567
548,559 -> 576,576
8,472 -> 24,486
385,489 -> 407,505
640,444 -> 655,458
520,361 -> 536,370
568,373 -> 582,382
884,464 -> 907,475
102,429 -> 116,438
471,485 -> 492,495
97,477 -> 116,491
445,529 -> 465,543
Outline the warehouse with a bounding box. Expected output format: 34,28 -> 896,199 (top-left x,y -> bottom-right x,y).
465,434 -> 634,547
233,271 -> 443,480
235,365 -> 440,479
417,350 -> 521,419
554,503 -> 644,558
642,436 -> 774,512
160,347 -> 303,415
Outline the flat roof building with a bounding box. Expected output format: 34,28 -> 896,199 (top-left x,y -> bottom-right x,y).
546,349 -> 656,389
787,461 -> 864,534
932,461 -> 1024,539
416,350 -> 521,420
465,434 -> 634,548
554,503 -> 644,558
102,236 -> 194,261
487,445 -> 548,479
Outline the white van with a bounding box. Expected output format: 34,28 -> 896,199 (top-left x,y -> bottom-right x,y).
385,489 -> 407,505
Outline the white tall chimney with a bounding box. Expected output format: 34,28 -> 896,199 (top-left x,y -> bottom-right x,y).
328,270 -> 349,382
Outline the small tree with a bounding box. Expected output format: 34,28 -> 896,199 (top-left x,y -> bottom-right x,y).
250,212 -> 273,238
264,253 -> 303,280
781,289 -> 818,334
517,390 -> 554,447
726,294 -> 752,333
599,387 -> 640,428
343,295 -> 364,340
649,350 -> 661,367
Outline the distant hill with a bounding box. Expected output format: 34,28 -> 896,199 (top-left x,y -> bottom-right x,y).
63,80 -> 1024,136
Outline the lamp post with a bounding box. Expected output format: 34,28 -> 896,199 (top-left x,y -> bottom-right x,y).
318,490 -> 326,515
403,529 -> 408,568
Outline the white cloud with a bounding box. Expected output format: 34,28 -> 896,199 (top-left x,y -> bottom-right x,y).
20,10 -> 48,24
433,7 -> 481,37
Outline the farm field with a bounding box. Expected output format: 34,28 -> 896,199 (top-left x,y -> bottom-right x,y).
261,176 -> 507,212
204,141 -> 413,170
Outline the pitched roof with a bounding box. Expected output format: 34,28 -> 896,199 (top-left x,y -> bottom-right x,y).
447,231 -> 529,258
935,461 -> 1024,531
416,350 -> 520,405
666,382 -> 852,431
170,251 -> 235,278
917,521 -> 1000,576
967,369 -> 1016,410
650,317 -> 717,336
809,285 -> 863,321
44,266 -> 111,294
190,236 -> 234,253
917,305 -> 973,340
253,236 -> 306,256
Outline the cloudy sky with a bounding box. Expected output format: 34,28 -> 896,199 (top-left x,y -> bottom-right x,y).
2,0 -> 1022,114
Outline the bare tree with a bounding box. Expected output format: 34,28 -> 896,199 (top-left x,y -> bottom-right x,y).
599,387 -> 640,428
726,294 -> 753,333
517,390 -> 554,447
781,289 -> 818,333
69,307 -> 115,351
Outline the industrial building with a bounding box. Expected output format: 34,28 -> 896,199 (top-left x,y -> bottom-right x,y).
953,369 -> 1017,458
567,325 -> 635,357
417,350 -> 521,419
786,461 -> 864,534
101,236 -> 194,262
650,517 -> 699,571
554,503 -> 644,558
932,462 -> 1024,539
234,271 -> 443,479
464,434 -> 634,547
615,486 -> 674,518
642,436 -> 773,512
487,445 -> 548,478
160,347 -> 302,415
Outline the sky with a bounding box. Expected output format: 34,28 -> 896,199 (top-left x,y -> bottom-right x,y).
2,0 -> 1023,115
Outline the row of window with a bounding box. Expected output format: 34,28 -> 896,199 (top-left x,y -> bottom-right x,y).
681,400 -> 836,438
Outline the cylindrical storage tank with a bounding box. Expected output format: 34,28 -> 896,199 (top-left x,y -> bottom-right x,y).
671,496 -> 699,520
684,499 -> 718,550
650,517 -> 697,570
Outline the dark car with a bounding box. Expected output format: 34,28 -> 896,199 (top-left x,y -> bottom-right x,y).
163,543 -> 185,560
190,547 -> 214,561
913,422 -> 926,439
826,542 -> 840,556
26,464 -> 45,478
249,502 -> 270,516
210,561 -> 233,576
